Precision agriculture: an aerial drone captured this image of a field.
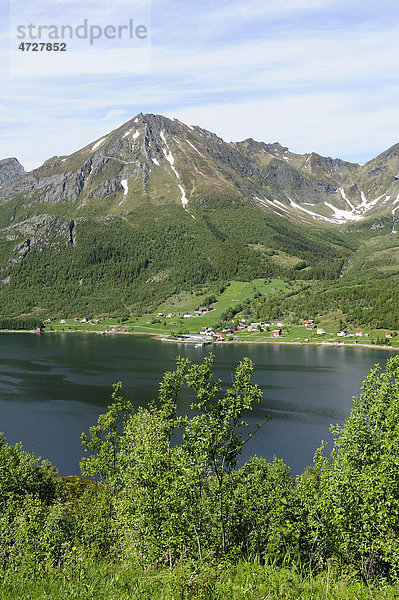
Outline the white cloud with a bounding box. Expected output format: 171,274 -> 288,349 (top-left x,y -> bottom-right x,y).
149,24 -> 399,84
169,92 -> 399,163
2,0 -> 399,169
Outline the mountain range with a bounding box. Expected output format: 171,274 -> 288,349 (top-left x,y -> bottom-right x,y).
0,113 -> 398,321
2,113 -> 399,224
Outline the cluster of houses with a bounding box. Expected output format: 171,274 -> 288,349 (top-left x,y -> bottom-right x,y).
303,322 -> 392,341
336,330 -> 392,339
247,320 -> 285,334
201,320 -> 286,341
157,306 -> 215,320
45,317 -> 103,325
73,317 -> 102,324
303,321 -> 328,335
199,326 -> 233,343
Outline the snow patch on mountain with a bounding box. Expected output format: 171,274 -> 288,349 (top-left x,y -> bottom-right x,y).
160,131 -> 168,146
119,180 -> 128,202
270,200 -> 291,214
92,138 -> 107,151
178,184 -> 188,207
186,140 -> 202,156
122,130 -> 132,139
339,188 -> 356,212
163,149 -> 174,166
290,200 -> 339,224
118,179 -> 128,206
121,179 -> 128,196
320,189 -> 389,222
162,146 -> 180,181
358,190 -> 384,212
161,130 -> 190,210
161,132 -> 175,166
274,200 -> 288,209
152,158 -> 160,166
324,202 -> 363,222
253,196 -> 269,208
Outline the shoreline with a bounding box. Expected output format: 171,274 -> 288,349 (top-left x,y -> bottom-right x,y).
1,328 -> 398,352
160,336 -> 399,352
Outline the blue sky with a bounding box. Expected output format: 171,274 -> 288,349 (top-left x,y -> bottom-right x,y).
1,0 -> 399,169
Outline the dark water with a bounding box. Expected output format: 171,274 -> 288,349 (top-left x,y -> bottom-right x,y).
0,333 -> 393,476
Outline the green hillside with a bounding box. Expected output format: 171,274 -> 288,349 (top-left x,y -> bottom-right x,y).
0,201 -> 352,320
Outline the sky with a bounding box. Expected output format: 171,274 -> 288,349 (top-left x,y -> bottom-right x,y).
1,0 -> 399,170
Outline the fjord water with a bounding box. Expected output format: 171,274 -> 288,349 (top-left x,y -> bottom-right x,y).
0,333 -> 393,476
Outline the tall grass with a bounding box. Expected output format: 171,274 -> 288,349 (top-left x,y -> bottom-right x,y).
0,561 -> 397,600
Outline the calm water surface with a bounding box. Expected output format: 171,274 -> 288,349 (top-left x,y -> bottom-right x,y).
0,333 -> 393,476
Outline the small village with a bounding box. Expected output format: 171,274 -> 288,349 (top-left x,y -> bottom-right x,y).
172,313 -> 397,347
38,273 -> 399,349
44,306 -> 399,350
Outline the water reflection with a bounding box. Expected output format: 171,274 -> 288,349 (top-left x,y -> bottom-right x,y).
0,333 -> 392,476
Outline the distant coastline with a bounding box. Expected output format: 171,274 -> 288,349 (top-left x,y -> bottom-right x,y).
159,336 -> 399,352
1,327 -> 398,352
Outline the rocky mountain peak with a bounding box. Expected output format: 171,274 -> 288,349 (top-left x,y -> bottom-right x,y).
0,158 -> 25,187
2,114 -> 399,228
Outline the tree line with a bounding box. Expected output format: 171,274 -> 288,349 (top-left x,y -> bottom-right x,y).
0,317 -> 43,330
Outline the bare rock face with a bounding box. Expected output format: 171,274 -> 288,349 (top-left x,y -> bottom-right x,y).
0,158 -> 25,187
1,215 -> 75,280
0,170 -> 86,205
4,214 -> 74,247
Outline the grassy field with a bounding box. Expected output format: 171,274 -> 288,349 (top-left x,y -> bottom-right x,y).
1,561 -> 398,600
40,276 -> 399,350
47,279 -> 291,336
